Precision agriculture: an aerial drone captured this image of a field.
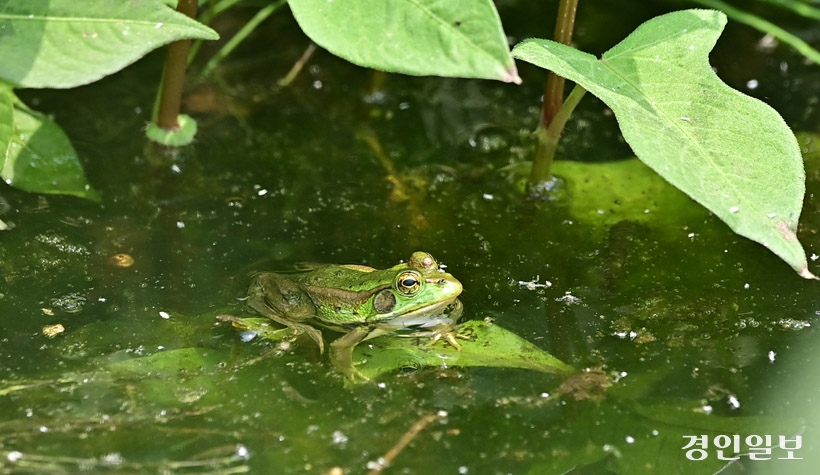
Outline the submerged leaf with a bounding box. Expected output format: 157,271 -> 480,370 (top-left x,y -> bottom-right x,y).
354,319 -> 575,380
222,316 -> 575,381
0,0 -> 218,88
106,348 -> 223,377
288,0 -> 520,83
512,10 -> 815,278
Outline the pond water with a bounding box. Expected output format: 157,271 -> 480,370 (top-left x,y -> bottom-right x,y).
2,1 -> 820,474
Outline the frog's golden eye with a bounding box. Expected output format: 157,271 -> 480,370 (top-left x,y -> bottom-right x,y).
395,271 -> 422,296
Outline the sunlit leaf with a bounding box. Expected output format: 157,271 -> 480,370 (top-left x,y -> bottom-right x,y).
0,86 -> 12,171
0,0 -> 219,88
288,0 -> 520,83
2,104 -> 100,200
512,9 -> 815,278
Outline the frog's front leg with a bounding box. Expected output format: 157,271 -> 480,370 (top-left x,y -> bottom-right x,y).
330,326 -> 373,382
423,300 -> 472,349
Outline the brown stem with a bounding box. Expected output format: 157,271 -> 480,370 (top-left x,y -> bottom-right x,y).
156,0 -> 198,130
541,0 -> 578,127
529,0 -> 579,189
366,413 -> 438,474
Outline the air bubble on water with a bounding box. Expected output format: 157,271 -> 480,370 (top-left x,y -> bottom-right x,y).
235,444 -> 250,459
331,430 -> 348,445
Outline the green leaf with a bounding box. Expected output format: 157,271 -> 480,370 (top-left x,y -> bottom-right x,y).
2,103 -> 100,200
106,348 -> 224,377
353,320 -> 575,381
512,9 -> 816,279
0,86 -> 12,171
0,0 -> 219,89
287,0 -> 520,83
104,348 -> 225,406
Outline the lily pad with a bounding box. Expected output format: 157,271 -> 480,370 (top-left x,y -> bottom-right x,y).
512,9 -> 814,278
221,316 -> 575,381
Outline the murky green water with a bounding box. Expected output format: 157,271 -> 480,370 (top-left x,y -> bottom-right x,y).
2,1 -> 820,474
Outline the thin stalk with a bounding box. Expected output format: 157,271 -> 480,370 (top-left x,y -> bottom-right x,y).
189,0 -> 249,64
199,0 -> 285,79
542,0 -> 577,126
529,0 -> 579,190
155,0 -> 198,129
278,43 -> 317,87
528,84 -> 587,195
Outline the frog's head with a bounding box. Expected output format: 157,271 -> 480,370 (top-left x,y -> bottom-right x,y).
370,252 -> 462,321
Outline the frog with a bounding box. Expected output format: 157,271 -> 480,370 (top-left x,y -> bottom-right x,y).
246,251 -> 465,381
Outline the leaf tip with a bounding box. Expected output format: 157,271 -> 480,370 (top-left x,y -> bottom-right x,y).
502,67 -> 522,85
798,266 -> 819,280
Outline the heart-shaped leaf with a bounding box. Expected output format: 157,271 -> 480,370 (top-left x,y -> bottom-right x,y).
512,9 -> 815,278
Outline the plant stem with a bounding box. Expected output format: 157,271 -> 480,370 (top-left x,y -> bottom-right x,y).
529,84 -> 586,194
279,43 -> 318,87
155,0 -> 198,130
528,0 -> 579,190
200,0 -> 286,79
542,0 -> 577,126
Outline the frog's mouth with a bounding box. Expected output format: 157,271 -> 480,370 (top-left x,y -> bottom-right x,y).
376,297 -> 460,330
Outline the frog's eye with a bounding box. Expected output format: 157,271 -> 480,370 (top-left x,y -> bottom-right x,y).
395,271 -> 422,296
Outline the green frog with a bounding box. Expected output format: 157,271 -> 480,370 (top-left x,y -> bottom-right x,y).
247,251 -> 465,381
